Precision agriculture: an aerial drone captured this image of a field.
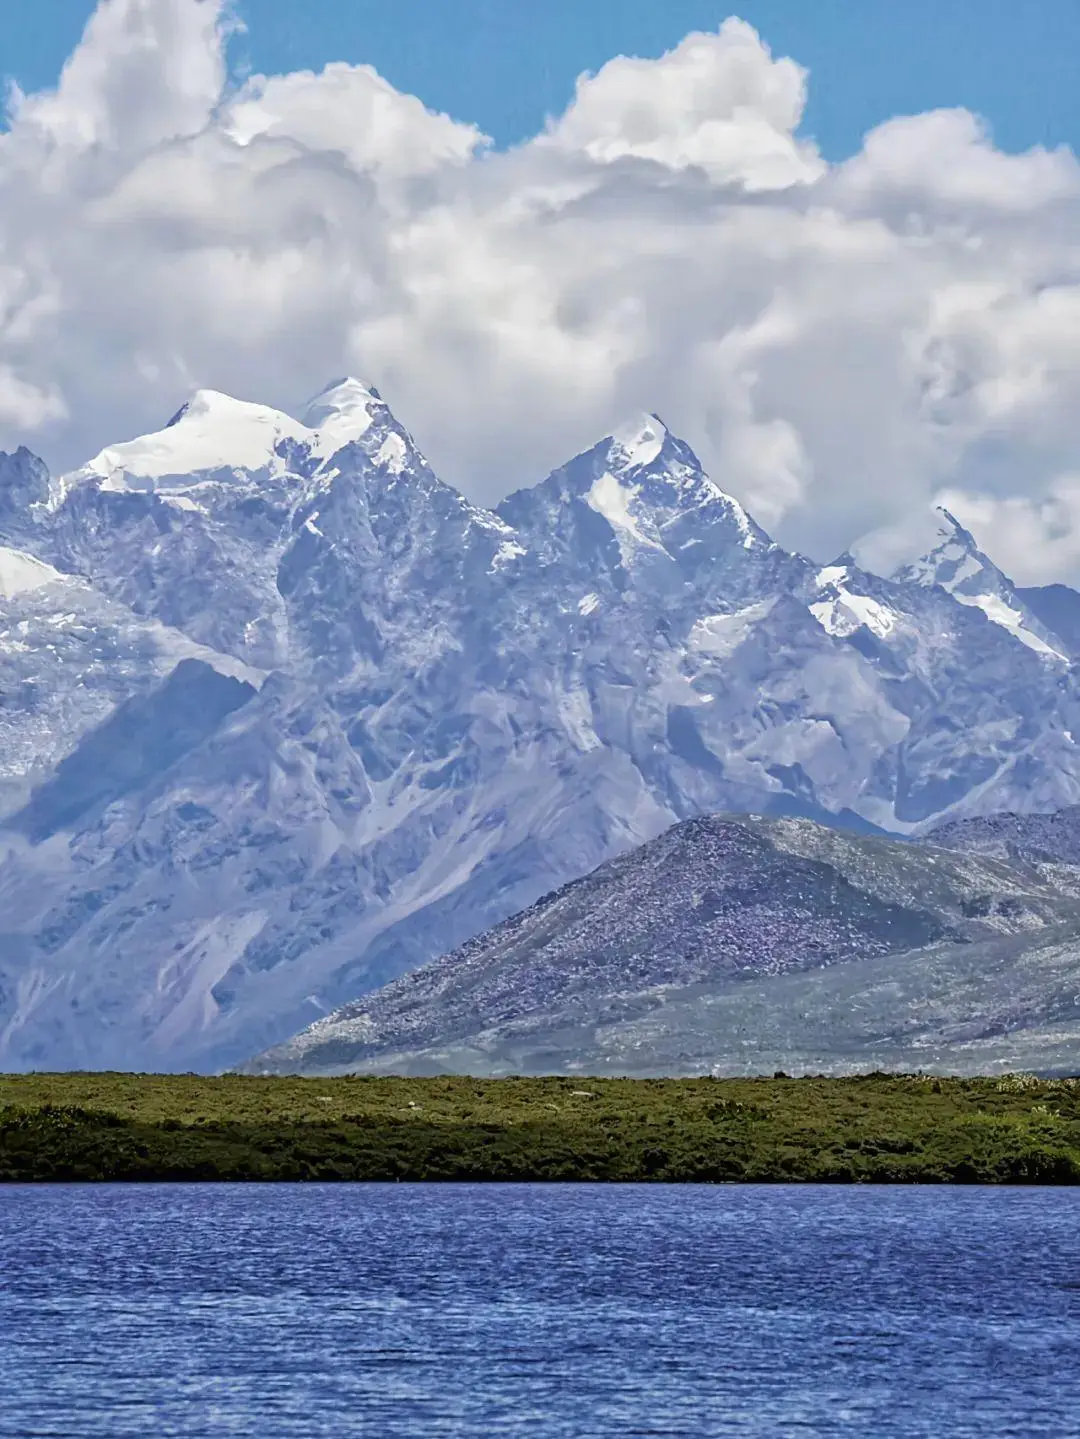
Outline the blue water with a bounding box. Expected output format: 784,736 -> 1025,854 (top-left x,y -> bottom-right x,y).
2,1184 -> 1079,1437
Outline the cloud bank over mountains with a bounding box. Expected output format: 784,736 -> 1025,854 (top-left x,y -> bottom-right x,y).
1,0 -> 1078,580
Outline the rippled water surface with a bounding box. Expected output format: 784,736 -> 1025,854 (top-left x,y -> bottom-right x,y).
2,1183 -> 1080,1436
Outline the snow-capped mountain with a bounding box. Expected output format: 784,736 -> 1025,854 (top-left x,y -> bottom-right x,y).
4,380 -> 1080,1072
32,378 -> 423,667
892,507 -> 1070,661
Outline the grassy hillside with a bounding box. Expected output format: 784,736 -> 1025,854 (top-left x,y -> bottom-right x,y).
4,1072 -> 1080,1183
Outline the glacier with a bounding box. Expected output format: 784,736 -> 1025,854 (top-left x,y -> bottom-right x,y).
3,378 -> 1080,1072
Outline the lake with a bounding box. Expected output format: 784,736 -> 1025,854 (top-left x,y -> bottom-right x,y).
1,1183 -> 1078,1436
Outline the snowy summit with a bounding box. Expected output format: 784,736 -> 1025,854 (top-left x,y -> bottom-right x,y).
52,377 -> 387,503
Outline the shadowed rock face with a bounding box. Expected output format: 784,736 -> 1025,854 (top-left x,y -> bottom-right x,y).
6,388 -> 1080,1073
244,813 -> 1080,1078
1018,585 -> 1080,660
10,661 -> 256,844
0,448 -> 49,533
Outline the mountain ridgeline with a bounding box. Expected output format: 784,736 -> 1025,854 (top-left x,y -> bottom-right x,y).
245,811 -> 1080,1078
3,380 -> 1080,1073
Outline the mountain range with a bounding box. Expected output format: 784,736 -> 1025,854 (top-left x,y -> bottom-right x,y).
3,378 -> 1080,1073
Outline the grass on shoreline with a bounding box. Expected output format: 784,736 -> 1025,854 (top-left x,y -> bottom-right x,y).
3,1071 -> 1080,1184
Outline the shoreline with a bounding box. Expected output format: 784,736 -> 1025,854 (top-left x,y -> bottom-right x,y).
3,1072 -> 1080,1184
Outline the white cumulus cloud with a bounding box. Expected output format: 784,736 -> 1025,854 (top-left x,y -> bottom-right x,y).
0,0 -> 1078,581
541,17 -> 823,190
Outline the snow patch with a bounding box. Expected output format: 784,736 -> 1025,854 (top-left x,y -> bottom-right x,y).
374,432 -> 408,473
816,564 -> 848,589
689,600 -> 774,658
730,497 -> 758,549
811,568 -> 898,640
953,591 -> 1065,659
0,547 -> 65,599
587,471 -> 664,553
489,539 -> 526,572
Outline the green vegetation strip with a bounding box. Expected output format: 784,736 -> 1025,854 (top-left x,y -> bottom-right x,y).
3,1072 -> 1080,1183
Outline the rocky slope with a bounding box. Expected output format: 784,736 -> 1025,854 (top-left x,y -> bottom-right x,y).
5,382 -> 1080,1071
928,804 -> 1080,875
246,814 -> 1080,1078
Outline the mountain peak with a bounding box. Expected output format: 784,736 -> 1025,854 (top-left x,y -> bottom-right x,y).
935,504 -> 974,540
929,504 -> 981,561
893,504 -> 1067,661
0,444 -> 50,519
894,505 -> 1000,592
302,376 -> 381,426
53,378 -> 398,502
600,415 -> 769,549
163,386 -> 276,430
497,411 -> 772,578
171,387 -> 282,426
607,413 -> 669,471
58,390 -> 310,498
301,377 -> 395,461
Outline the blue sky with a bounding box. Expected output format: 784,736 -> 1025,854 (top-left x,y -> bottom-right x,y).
2,0 -> 1079,158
